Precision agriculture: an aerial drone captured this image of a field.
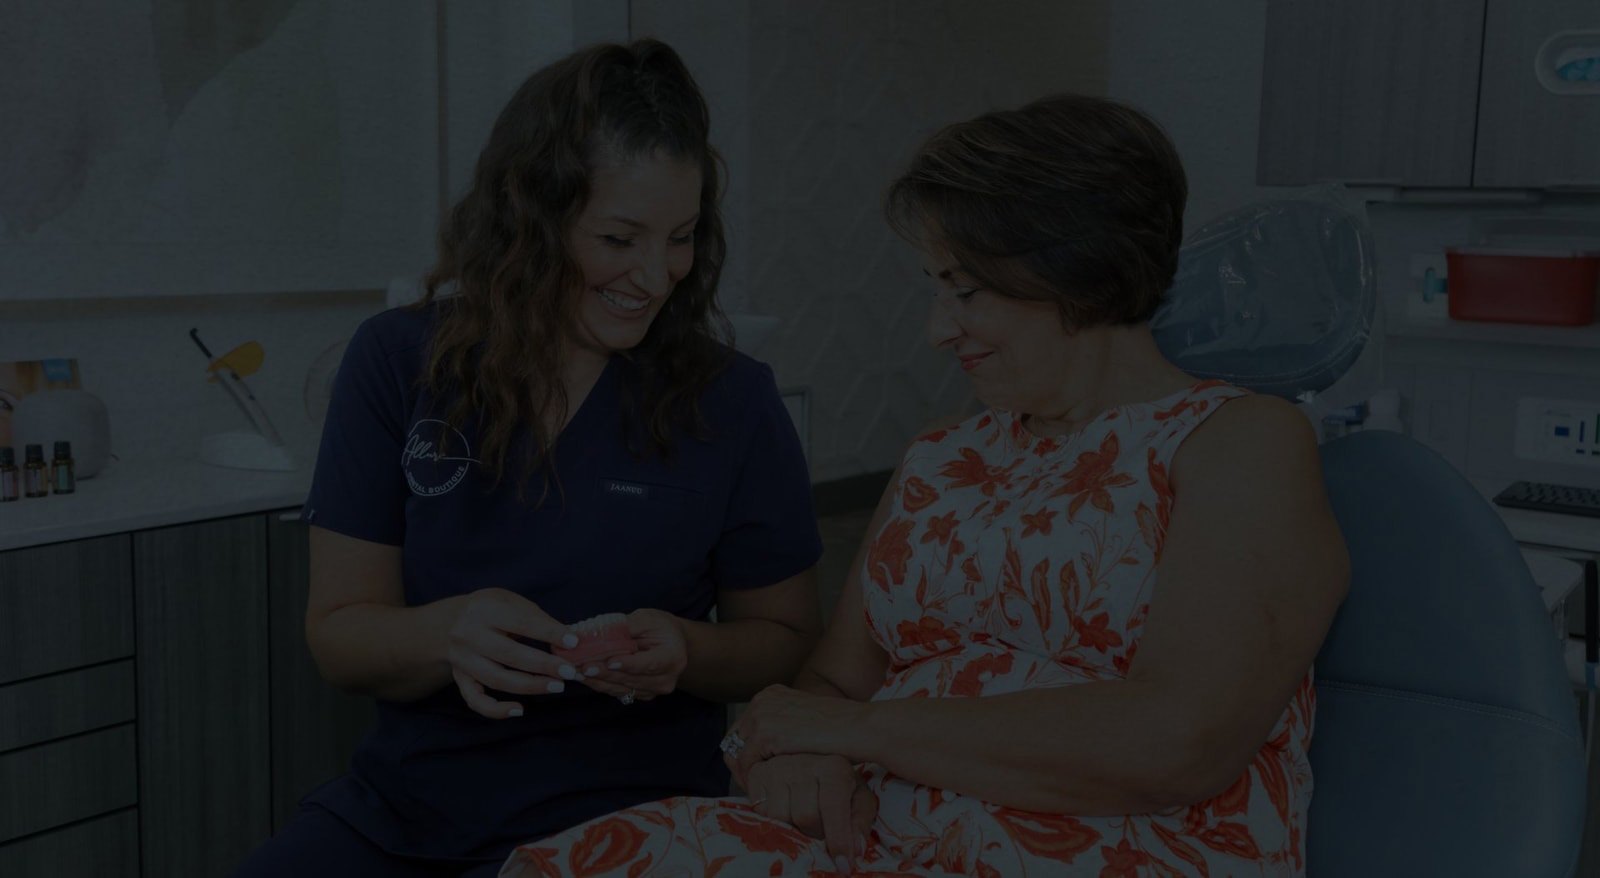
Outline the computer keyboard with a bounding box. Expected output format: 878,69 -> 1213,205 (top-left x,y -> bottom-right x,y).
1494,481 -> 1600,519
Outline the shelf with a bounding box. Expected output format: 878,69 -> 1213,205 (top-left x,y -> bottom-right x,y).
1386,313 -> 1600,350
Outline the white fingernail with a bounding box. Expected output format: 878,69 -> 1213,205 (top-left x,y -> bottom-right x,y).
607,661 -> 621,670
560,633 -> 579,648
547,681 -> 565,693
508,707 -> 523,717
585,666 -> 600,677
558,665 -> 578,680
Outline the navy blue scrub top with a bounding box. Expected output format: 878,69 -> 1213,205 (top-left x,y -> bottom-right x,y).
299,303 -> 822,861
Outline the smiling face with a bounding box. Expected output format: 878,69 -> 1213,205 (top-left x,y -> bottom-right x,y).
566,153 -> 703,359
921,246 -> 1075,414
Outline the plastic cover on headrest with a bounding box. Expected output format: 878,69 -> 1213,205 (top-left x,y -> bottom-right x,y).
1151,188 -> 1377,401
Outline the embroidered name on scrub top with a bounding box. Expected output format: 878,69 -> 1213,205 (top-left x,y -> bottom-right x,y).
603,479 -> 650,499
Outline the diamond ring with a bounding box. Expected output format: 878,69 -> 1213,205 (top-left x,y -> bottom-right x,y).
719,730 -> 746,759
619,690 -> 635,706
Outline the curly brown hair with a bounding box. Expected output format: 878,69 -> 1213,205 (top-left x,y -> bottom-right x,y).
417,39 -> 731,493
885,93 -> 1188,329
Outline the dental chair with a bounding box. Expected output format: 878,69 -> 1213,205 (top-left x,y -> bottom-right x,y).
1152,195 -> 1589,877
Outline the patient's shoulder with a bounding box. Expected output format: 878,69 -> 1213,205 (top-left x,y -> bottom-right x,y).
1173,392 -> 1321,490
1201,392 -> 1315,443
910,417 -> 961,445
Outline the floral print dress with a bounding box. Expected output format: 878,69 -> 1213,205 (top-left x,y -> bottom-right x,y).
502,380 -> 1315,878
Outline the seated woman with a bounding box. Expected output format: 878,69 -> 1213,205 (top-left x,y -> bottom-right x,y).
502,94 -> 1349,878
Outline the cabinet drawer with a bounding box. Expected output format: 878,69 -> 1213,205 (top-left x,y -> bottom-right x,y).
0,808 -> 138,878
0,661 -> 136,752
0,724 -> 138,843
0,535 -> 134,684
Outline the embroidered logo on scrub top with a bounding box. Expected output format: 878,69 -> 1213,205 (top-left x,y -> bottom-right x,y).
402,419 -> 479,497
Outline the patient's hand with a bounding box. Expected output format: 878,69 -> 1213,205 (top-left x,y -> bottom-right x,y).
724,685 -> 869,783
746,754 -> 876,868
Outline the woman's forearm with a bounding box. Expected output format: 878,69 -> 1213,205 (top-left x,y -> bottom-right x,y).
677,617 -> 817,702
308,596 -> 466,702
844,682 -> 1215,814
792,665 -> 853,699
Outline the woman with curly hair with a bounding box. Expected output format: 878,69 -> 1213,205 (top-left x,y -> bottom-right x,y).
232,39 -> 821,877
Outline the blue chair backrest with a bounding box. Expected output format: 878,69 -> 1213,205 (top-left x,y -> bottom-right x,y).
1312,431 -> 1585,876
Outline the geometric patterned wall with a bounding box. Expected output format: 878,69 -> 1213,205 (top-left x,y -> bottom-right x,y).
635,0 -> 1109,481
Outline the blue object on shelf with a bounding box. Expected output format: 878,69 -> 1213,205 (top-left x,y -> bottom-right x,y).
1558,56 -> 1596,81
1421,267 -> 1448,303
41,359 -> 76,382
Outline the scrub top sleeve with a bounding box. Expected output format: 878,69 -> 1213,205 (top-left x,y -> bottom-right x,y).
709,365 -> 822,590
301,320 -> 410,545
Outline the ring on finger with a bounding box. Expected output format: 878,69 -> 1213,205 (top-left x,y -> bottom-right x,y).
619,689 -> 635,706
719,730 -> 746,759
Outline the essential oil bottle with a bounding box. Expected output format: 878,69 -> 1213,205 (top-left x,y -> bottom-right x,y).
0,447 -> 17,502
51,441 -> 75,495
23,444 -> 48,498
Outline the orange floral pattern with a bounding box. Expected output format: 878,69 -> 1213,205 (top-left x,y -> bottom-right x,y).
502,381 -> 1314,877
901,476 -> 939,513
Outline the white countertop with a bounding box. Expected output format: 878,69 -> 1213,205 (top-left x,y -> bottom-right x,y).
1523,548 -> 1585,610
1469,476 -> 1600,555
2,453 -> 1596,556
0,450 -> 313,551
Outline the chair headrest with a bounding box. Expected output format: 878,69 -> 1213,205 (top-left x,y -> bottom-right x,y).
1151,194 -> 1377,401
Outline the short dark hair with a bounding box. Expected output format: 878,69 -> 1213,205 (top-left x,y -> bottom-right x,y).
886,94 -> 1188,328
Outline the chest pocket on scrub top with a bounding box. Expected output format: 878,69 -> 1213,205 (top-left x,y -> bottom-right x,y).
593,477 -> 711,577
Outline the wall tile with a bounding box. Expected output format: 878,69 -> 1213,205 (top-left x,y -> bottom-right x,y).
636,0 -> 1110,481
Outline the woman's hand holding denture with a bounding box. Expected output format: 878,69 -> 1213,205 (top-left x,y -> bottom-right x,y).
445,588 -> 579,719
566,608 -> 688,703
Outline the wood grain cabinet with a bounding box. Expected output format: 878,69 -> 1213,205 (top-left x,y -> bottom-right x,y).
266,512 -> 374,831
0,534 -> 135,685
0,811 -> 140,878
0,509 -> 373,877
1258,0 -> 1600,189
1474,0 -> 1600,188
134,515 -> 272,878
1257,0 -> 1486,187
0,534 -> 140,875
